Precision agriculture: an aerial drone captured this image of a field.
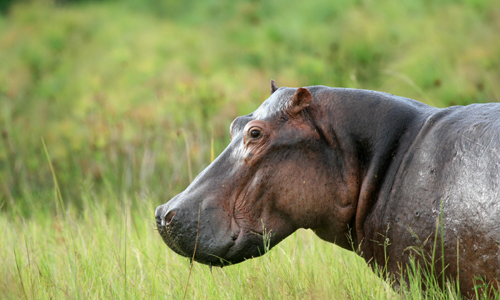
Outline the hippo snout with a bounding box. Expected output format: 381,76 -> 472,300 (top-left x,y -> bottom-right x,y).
155,203 -> 191,258
155,197 -> 246,266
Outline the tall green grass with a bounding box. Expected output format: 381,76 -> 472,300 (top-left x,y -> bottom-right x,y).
1,0 -> 500,298
4,182 -> 498,299
2,186 -> 400,299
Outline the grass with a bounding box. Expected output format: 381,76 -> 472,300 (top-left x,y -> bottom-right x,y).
1,0 -> 500,298
4,189 -> 499,299
2,192 -> 399,299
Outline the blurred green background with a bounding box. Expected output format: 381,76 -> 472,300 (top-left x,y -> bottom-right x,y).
1,0 -> 499,216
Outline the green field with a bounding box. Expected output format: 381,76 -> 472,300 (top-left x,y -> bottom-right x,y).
1,0 -> 500,298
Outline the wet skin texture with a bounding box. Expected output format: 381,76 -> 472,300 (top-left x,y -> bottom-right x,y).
156,82 -> 500,297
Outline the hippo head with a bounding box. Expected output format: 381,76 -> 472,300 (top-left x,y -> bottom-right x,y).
155,81 -> 357,267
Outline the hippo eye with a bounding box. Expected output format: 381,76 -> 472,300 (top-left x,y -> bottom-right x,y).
250,129 -> 261,139
243,121 -> 266,145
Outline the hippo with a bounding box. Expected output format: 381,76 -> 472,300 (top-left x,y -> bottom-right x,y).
155,81 -> 500,297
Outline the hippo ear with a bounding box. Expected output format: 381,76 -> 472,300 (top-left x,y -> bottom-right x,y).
288,87 -> 312,116
271,79 -> 278,94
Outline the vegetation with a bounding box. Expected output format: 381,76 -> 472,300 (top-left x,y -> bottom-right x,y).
1,0 -> 499,298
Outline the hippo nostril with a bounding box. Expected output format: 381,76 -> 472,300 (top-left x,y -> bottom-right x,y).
164,210 -> 176,226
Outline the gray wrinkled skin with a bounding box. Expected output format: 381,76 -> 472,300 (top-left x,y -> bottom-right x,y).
156,83 -> 500,297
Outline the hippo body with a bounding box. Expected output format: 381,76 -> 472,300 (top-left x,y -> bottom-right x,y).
156,83 -> 500,296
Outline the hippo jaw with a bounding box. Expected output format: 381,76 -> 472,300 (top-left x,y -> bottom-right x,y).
155,202 -> 236,266
155,192 -> 281,266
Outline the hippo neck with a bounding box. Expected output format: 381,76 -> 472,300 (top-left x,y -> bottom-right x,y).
308,87 -> 437,249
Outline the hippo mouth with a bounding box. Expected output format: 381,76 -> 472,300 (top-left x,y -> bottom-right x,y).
156,213 -> 267,267
155,213 -> 191,258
